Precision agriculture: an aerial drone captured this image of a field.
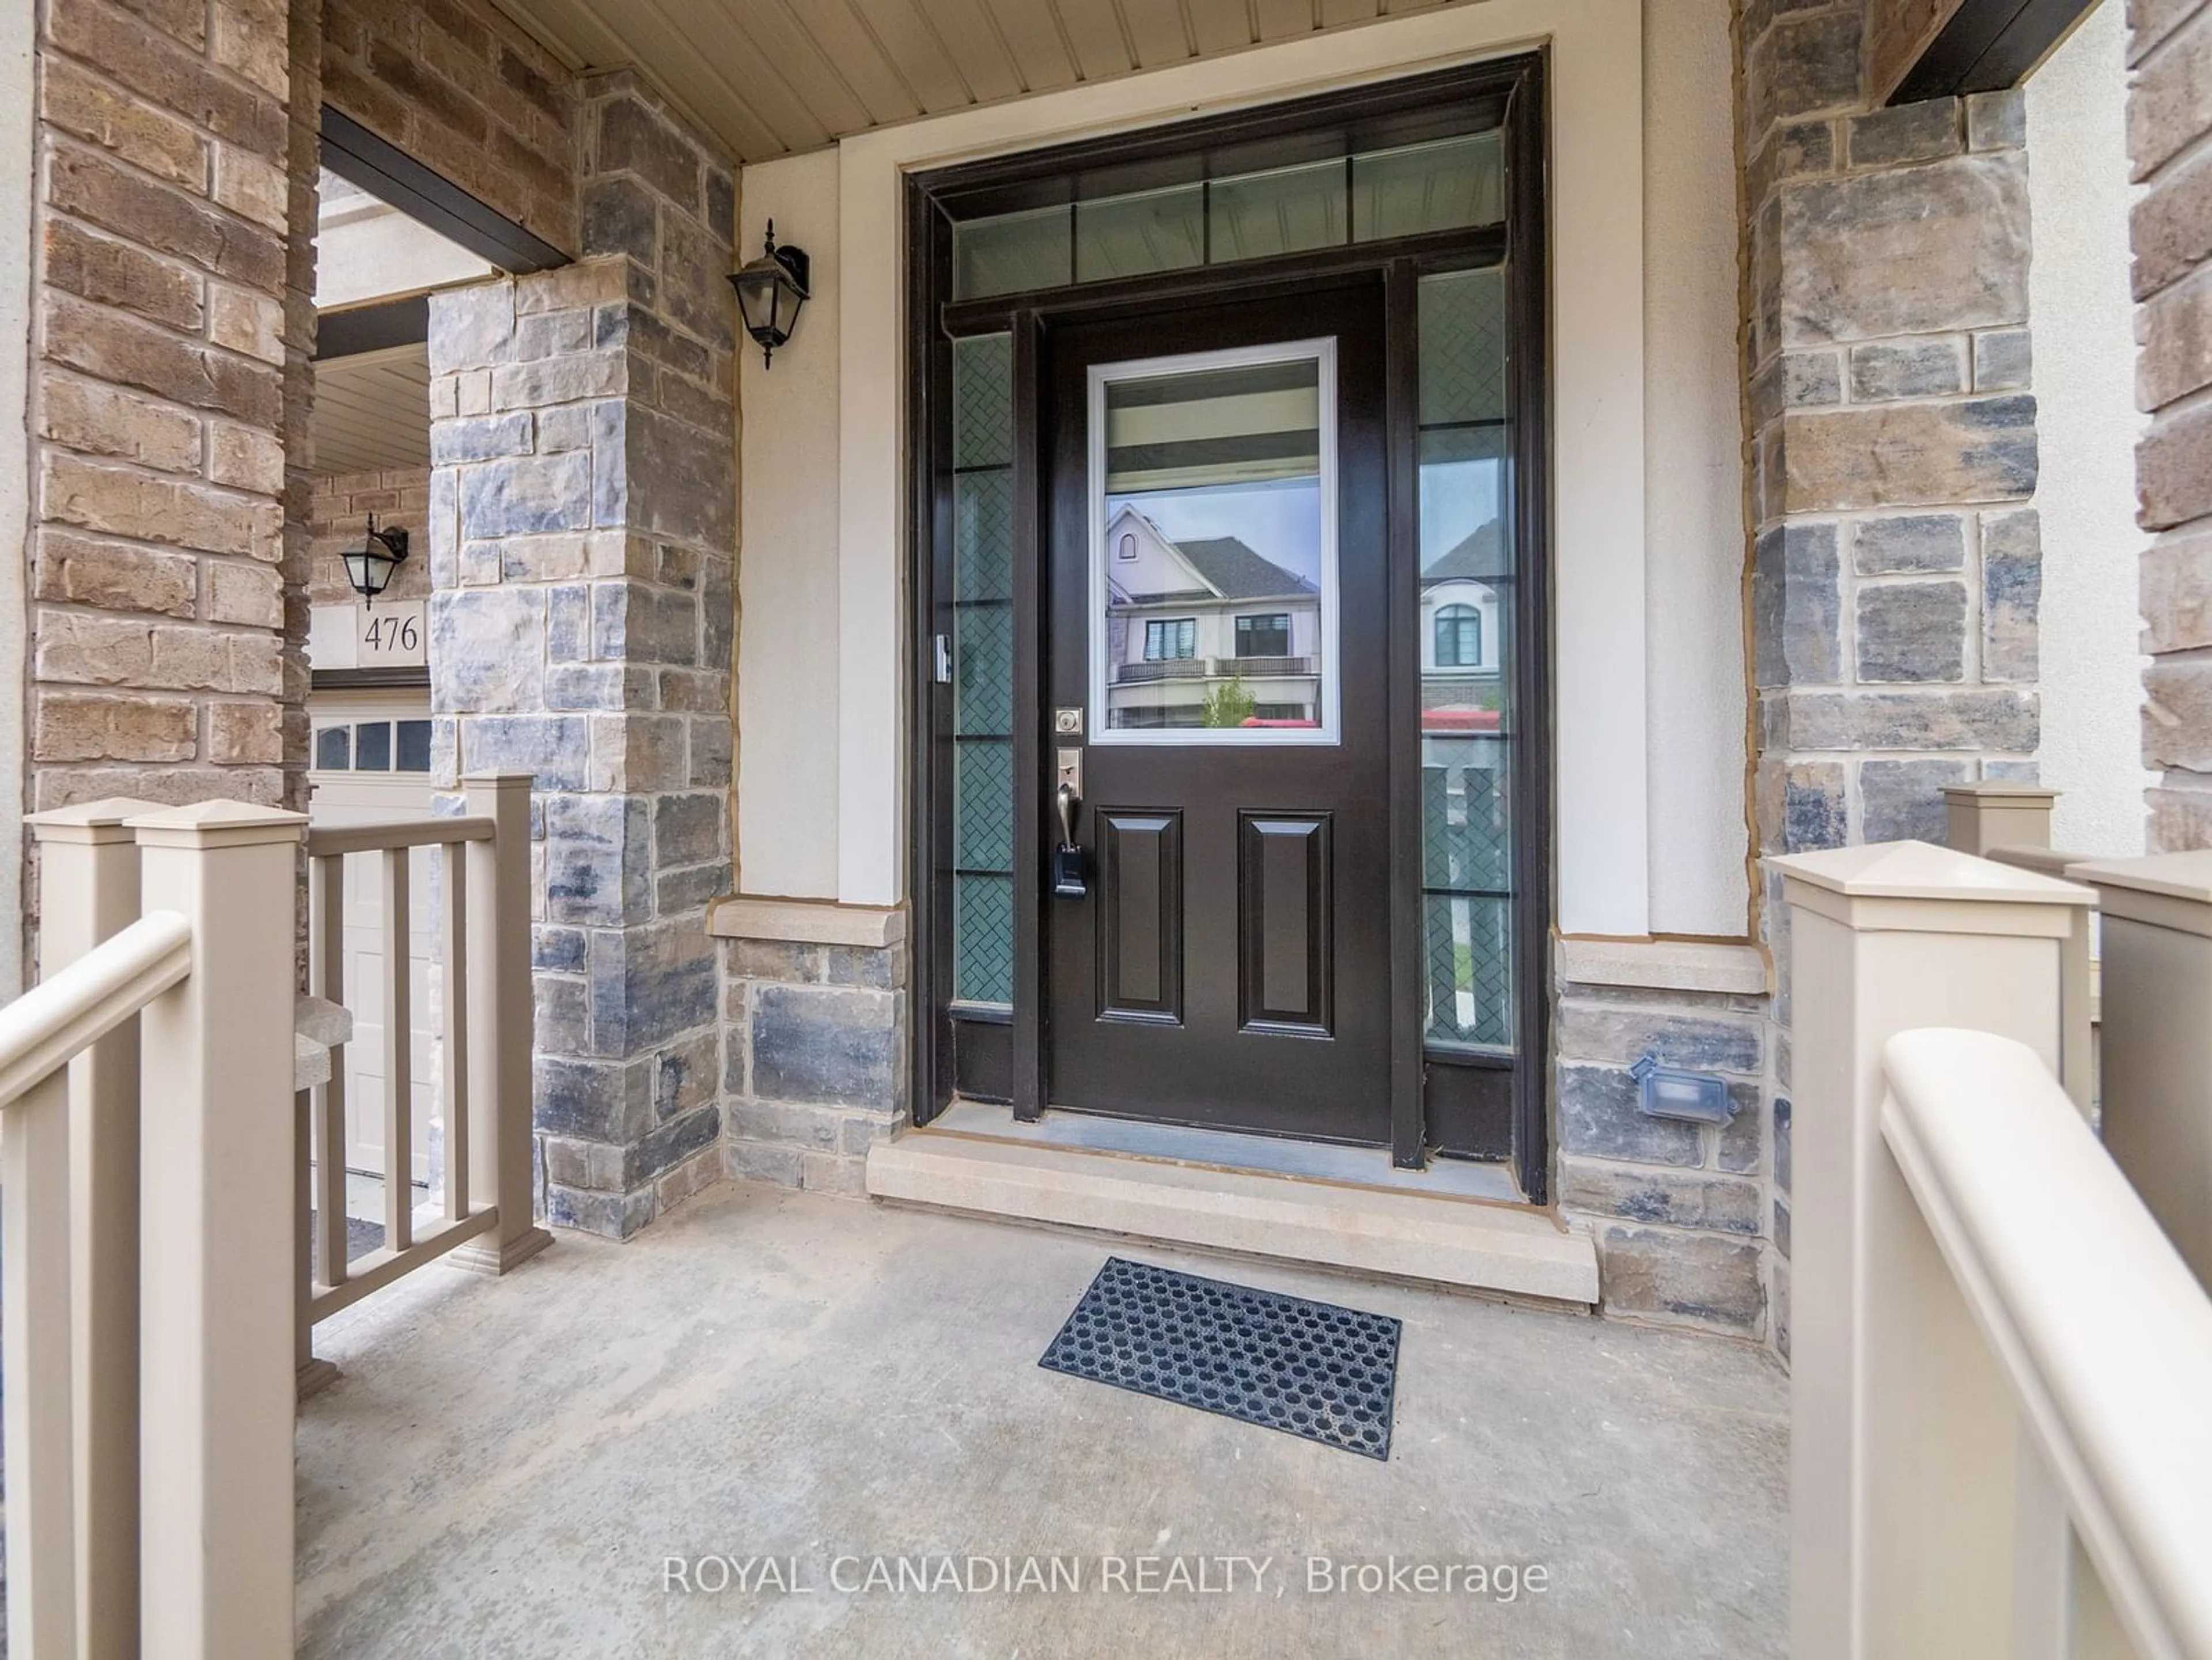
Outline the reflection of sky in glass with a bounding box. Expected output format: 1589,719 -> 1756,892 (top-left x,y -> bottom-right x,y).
1108,475 -> 1323,588
1421,460 -> 1502,571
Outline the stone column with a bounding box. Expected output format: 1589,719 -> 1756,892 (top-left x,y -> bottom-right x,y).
427,74 -> 736,1238
1738,0 -> 2043,1351
2130,0 -> 2212,849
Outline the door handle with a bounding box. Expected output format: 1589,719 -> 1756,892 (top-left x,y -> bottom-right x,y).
1052,780 -> 1088,898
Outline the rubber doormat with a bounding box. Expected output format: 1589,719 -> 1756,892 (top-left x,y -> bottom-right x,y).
1039,1257 -> 1402,1460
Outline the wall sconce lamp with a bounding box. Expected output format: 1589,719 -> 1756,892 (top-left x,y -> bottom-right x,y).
730,219 -> 810,369
344,515 -> 410,605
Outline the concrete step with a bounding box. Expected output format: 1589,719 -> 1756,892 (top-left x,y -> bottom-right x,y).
866,1130 -> 1599,1306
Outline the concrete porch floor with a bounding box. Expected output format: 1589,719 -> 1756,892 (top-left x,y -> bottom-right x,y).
296,1184 -> 1787,1658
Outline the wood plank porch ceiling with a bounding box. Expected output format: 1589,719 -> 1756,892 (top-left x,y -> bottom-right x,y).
491,0 -> 1471,164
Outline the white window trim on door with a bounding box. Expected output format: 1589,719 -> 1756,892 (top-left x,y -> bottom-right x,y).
1087,338 -> 1340,748
831,0 -> 1649,932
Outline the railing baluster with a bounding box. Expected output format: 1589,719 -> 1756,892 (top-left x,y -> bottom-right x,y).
453,774 -> 552,1276
4,1066 -> 80,1660
442,842 -> 469,1224
312,854 -> 347,1292
382,847 -> 413,1253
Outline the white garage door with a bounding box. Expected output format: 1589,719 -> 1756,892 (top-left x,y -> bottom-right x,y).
309,692 -> 440,1183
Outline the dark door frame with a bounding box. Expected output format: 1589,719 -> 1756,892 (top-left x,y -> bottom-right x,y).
906,52 -> 1553,1200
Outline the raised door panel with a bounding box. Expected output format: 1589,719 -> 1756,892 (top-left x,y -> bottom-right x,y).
1097,808 -> 1182,1023
1238,811 -> 1332,1036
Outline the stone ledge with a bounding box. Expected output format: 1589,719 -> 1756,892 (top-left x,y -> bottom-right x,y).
866,1132 -> 1599,1305
709,895 -> 907,949
1556,937 -> 1770,996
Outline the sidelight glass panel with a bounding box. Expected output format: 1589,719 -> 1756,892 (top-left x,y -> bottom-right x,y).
1077,184 -> 1205,282
951,333 -> 1017,1007
1091,344 -> 1337,745
1207,160 -> 1347,262
1352,131 -> 1505,242
1417,264 -> 1515,1052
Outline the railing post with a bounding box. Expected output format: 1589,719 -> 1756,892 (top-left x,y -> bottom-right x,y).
450,773 -> 551,1275
1942,785 -> 2095,1115
126,799 -> 304,1660
26,797 -> 158,1660
2069,850 -> 2212,1287
1768,841 -> 2094,1660
1941,780 -> 2058,856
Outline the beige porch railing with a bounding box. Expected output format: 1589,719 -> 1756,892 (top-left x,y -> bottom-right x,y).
0,775 -> 548,1658
299,773 -> 549,1389
1775,840 -> 2212,1659
3,798 -> 301,1660
1946,782 -> 2212,1290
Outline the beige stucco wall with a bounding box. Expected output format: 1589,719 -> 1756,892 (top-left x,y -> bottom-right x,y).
734,148 -> 842,899
734,0 -> 1750,939
2027,0 -> 2153,857
1645,0 -> 1753,934
2,0 -> 32,995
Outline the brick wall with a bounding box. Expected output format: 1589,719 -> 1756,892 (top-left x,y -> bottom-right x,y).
308,468 -> 433,607
2131,0 -> 2212,848
1736,0 -> 2043,1355
26,0 -> 315,845
321,0 -> 577,257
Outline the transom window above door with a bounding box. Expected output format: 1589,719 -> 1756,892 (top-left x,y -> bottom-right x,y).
950,130 -> 1504,301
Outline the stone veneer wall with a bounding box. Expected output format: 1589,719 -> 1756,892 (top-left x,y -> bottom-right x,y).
320,0 -> 577,257
426,73 -> 736,1240
1737,0 -> 2043,1354
1553,962 -> 1771,1337
307,468 -> 433,607
24,0 -> 317,908
2131,0 -> 2212,848
719,931 -> 909,1196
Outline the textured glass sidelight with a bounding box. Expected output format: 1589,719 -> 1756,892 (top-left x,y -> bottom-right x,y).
1415,266 -> 1515,1051
952,333 -> 1017,1006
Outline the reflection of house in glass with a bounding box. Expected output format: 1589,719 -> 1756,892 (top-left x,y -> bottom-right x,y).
1103,503 -> 1321,730
1419,515 -> 1512,1048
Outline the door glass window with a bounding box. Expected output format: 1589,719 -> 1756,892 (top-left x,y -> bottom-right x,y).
1416,266 -> 1514,1052
1090,342 -> 1338,745
951,332 -> 1017,1007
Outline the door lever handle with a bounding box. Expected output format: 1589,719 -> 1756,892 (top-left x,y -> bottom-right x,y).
1052,781 -> 1087,898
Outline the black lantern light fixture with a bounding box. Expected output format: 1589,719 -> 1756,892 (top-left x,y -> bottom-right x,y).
344,514 -> 410,605
729,219 -> 810,369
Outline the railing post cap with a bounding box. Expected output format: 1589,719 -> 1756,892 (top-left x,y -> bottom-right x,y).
1940,782 -> 2061,804
459,772 -> 534,788
124,798 -> 308,849
2069,849 -> 2212,905
1765,839 -> 2096,905
25,797 -> 166,844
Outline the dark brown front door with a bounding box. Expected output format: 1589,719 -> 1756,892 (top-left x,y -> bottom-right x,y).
1044,283 -> 1391,1143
